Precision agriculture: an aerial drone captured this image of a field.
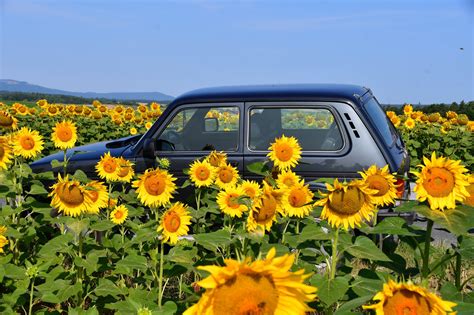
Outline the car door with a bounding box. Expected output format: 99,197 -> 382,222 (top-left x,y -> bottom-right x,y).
243,102 -> 371,188
137,102 -> 244,185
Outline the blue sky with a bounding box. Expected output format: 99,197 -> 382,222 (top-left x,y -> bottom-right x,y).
0,0 -> 472,104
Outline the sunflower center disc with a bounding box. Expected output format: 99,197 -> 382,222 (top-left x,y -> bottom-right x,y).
164,211 -> 181,232
57,128 -> 72,142
383,289 -> 432,315
422,167 -> 455,197
118,167 -> 130,178
20,136 -> 35,150
227,194 -> 240,209
219,169 -> 233,183
329,187 -> 365,215
0,114 -> 14,127
144,175 -> 166,196
49,107 -> 58,114
275,143 -> 293,162
114,210 -> 124,219
0,145 -> 4,159
104,160 -> 117,173
59,185 -> 85,207
88,190 -> 99,202
255,195 -> 276,224
212,273 -> 278,315
196,166 -> 210,181
367,174 -> 390,196
289,188 -> 307,207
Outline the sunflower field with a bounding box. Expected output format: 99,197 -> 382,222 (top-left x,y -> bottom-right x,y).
0,100 -> 473,314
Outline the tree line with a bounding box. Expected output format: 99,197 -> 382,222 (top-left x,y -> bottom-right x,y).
0,91 -> 148,106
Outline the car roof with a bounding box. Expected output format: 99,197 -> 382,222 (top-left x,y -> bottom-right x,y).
169,84 -> 371,108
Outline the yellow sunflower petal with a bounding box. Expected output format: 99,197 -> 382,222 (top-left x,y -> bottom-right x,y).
184,248 -> 317,315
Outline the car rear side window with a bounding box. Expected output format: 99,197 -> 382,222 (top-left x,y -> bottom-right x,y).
249,107 -> 343,151
364,98 -> 396,147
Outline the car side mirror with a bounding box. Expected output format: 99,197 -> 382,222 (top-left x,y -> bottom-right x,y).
143,138 -> 156,159
204,117 -> 218,132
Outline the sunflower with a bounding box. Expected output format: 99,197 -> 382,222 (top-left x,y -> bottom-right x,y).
98,105 -> 108,113
46,105 -> 60,116
116,157 -> 135,183
183,247 -> 317,315
403,104 -> 413,115
114,105 -> 124,114
281,180 -> 314,218
145,121 -> 152,129
247,182 -> 282,232
404,118 -> 416,129
130,127 -> 138,135
267,135 -> 302,171
109,204 -> 128,224
0,137 -> 13,170
359,165 -> 398,207
315,179 -> 377,229
132,168 -> 177,207
391,115 -> 401,127
240,180 -> 261,200
214,162 -> 240,189
37,99 -> 48,107
0,235 -> 7,254
216,186 -> 248,218
49,174 -> 91,217
465,174 -> 474,207
0,110 -> 18,130
363,279 -> 456,315
157,202 -> 192,244
0,226 -> 7,254
84,181 -> 109,214
205,150 -> 227,167
137,104 -> 148,113
413,152 -> 470,210
12,127 -> 44,159
51,120 -> 77,150
150,102 -> 161,111
189,160 -> 216,187
95,152 -> 120,182
276,169 -> 301,189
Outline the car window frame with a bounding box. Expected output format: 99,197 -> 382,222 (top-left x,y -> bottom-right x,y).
245,102 -> 349,155
151,102 -> 244,154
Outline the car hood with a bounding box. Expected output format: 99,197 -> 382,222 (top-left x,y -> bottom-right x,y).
30,135 -> 142,172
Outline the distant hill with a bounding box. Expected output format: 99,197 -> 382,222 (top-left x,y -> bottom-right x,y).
0,79 -> 174,102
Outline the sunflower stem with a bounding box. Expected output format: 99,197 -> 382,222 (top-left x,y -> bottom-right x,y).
28,276 -> 35,315
63,149 -> 68,176
281,219 -> 291,244
422,219 -> 433,278
195,189 -> 202,234
158,240 -> 165,309
329,228 -> 340,280
77,230 -> 84,307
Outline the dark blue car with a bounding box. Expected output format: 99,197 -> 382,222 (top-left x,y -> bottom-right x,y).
31,84 -> 410,212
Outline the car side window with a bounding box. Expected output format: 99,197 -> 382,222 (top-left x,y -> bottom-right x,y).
249,107 -> 343,151
158,106 -> 240,151
364,98 -> 396,147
